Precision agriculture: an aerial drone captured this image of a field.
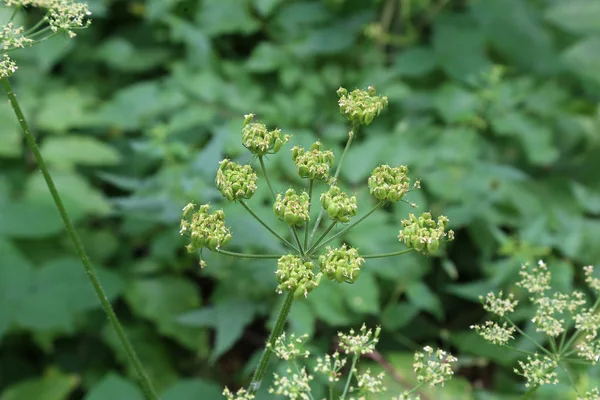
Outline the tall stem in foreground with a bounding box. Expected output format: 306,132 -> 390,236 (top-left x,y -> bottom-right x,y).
1,78 -> 159,400
248,291 -> 295,394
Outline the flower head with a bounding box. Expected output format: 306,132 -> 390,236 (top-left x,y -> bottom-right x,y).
242,113 -> 289,155
398,212 -> 453,254
320,185 -> 357,223
471,321 -> 515,345
337,86 -> 388,126
43,0 -> 92,38
274,189 -> 310,227
480,291 -> 518,317
291,141 -> 334,181
584,265 -> 600,292
180,203 -> 232,252
269,368 -> 313,400
368,164 -> 411,203
413,346 -> 457,387
318,244 -> 364,284
1,22 -> 33,50
275,255 -> 321,298
268,332 -> 310,361
338,324 -> 381,355
216,159 -> 258,202
514,353 -> 558,388
222,387 -> 254,400
516,260 -> 551,294
0,54 -> 17,78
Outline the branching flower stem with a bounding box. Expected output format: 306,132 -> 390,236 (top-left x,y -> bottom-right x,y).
304,179 -> 314,249
309,220 -> 337,253
239,200 -> 298,252
308,129 -> 356,247
362,248 -> 414,259
340,354 -> 359,400
1,77 -> 159,400
248,291 -> 295,395
504,317 -> 554,358
559,296 -> 600,357
259,155 -> 276,200
214,249 -> 282,259
309,201 -> 383,255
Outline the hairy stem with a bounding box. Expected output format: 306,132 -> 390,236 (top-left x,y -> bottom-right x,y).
248,292 -> 295,394
1,78 -> 159,400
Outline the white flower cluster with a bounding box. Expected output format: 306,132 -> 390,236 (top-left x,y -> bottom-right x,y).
514,354 -> 558,388
413,346 -> 458,387
338,324 -> 380,355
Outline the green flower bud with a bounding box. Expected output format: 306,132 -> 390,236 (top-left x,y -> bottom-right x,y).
241,114 -> 290,155
368,164 -> 411,203
318,244 -> 364,284
216,159 -> 258,202
180,203 -> 232,254
320,185 -> 357,223
337,86 -> 388,126
398,212 -> 454,255
276,254 -> 321,298
291,141 -> 334,181
274,189 -> 310,227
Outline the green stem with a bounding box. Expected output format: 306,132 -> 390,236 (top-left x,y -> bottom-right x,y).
24,18 -> 47,35
1,78 -> 159,400
362,248 -> 414,259
214,249 -> 281,259
308,220 -> 337,255
248,292 -> 295,394
340,354 -> 359,400
259,155 -> 276,200
523,386 -> 539,400
304,179 -> 314,249
292,226 -> 305,256
559,363 -> 582,397
309,201 -> 383,254
504,317 -> 553,358
560,296 -> 600,357
239,200 -> 298,252
308,129 -> 356,247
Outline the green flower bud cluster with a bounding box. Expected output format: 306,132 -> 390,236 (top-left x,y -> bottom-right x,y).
180,203 -> 232,252
398,212 -> 454,254
242,113 -> 290,155
368,164 -> 411,202
319,244 -> 364,284
275,255 -> 322,298
291,141 -> 335,181
274,189 -> 310,227
337,86 -> 388,126
216,159 -> 258,202
320,186 -> 357,223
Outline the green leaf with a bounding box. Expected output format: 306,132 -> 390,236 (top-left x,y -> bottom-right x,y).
252,0 -> 283,17
563,37 -> 600,86
84,373 -> 144,400
0,369 -> 78,400
288,300 -> 316,338
339,136 -> 389,184
393,46 -> 437,77
161,379 -> 222,400
0,105 -> 21,158
0,201 -> 64,238
36,89 -> 96,133
196,0 -> 259,36
97,38 -> 172,72
40,135 -> 120,167
125,277 -> 208,353
306,280 -> 353,326
381,303 -> 419,330
246,43 -> 287,73
434,84 -> 480,124
339,269 -> 379,315
406,282 -> 444,321
545,0 -> 600,35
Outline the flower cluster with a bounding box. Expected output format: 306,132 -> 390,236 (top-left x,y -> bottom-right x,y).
398,212 -> 453,254
275,255 -> 321,298
180,203 -> 232,252
274,189 -> 310,227
222,387 -> 254,400
216,159 -> 258,202
337,86 -> 388,126
0,54 -> 17,78
368,164 -> 412,203
314,352 -> 346,383
480,291 -> 518,317
351,369 -> 387,396
291,141 -> 334,181
269,368 -> 313,400
1,22 -> 33,50
517,260 -> 551,294
319,244 -> 364,284
267,333 -> 310,361
413,346 -> 458,388
242,113 -> 290,155
580,387 -> 600,400
320,185 -> 357,223
43,0 -> 92,38
514,354 -> 558,388
470,321 -> 515,345
337,324 -> 380,355
584,265 -> 600,292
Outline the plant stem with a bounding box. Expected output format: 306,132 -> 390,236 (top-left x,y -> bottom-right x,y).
308,129 -> 356,247
259,155 -> 276,200
560,296 -> 600,358
362,248 -> 414,259
248,291 -> 295,394
309,201 -> 383,254
214,249 -> 282,259
292,226 -> 305,256
239,200 -> 298,252
304,179 -> 314,249
340,354 -> 359,400
308,220 -> 337,255
523,386 -> 539,400
504,317 -> 553,358
1,78 -> 159,400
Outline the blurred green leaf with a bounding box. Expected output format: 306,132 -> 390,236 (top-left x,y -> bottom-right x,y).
161,379 -> 222,400
393,46 -> 437,77
0,369 -> 77,400
84,373 -> 144,400
0,105 -> 21,158
406,282 -> 444,321
339,269 -> 379,315
0,201 -> 64,238
40,135 -> 120,167
196,0 -> 259,36
545,0 -> 600,35
563,37 -> 600,86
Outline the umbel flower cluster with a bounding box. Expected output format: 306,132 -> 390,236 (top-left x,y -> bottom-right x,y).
1,0 -> 91,78
179,86 -> 454,397
471,260 -> 600,395
230,325 -> 458,400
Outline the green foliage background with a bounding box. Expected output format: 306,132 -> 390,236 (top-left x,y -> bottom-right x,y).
2,0 -> 600,398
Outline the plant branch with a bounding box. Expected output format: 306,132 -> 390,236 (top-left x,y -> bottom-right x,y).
1,77 -> 159,400
308,220 -> 337,255
248,292 -> 295,394
362,248 -> 414,259
239,200 -> 298,252
214,249 -> 282,259
304,179 -> 314,249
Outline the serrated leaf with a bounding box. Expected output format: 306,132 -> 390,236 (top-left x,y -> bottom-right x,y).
40,136 -> 120,167
84,374 -> 144,400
